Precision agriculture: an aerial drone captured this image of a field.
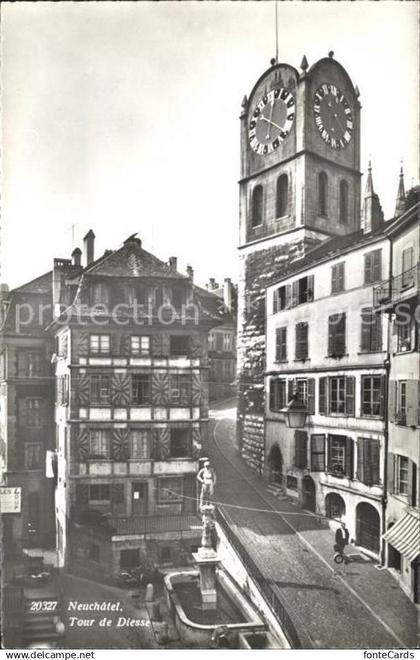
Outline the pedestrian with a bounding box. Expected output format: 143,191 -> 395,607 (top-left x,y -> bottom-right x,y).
334,521 -> 349,555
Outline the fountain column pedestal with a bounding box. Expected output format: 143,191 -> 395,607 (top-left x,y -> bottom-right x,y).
192,504 -> 220,610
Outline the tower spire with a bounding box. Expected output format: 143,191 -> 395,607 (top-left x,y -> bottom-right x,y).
365,160 -> 374,195
363,160 -> 384,233
395,161 -> 406,217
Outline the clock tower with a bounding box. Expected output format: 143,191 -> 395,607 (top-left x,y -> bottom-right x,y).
237,52 -> 361,472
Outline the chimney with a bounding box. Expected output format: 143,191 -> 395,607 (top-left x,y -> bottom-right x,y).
223,278 -> 233,312
208,277 -> 218,290
362,162 -> 384,234
83,230 -> 95,266
394,164 -> 406,218
186,265 -> 194,282
71,247 -> 82,266
169,256 -> 178,271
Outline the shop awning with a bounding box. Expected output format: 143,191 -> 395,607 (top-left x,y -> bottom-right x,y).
383,510 -> 420,562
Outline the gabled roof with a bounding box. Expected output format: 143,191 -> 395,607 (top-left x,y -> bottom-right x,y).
269,200 -> 419,289
12,271 -> 52,295
85,238 -> 187,280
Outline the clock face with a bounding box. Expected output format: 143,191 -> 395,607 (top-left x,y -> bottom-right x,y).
313,83 -> 353,149
248,88 -> 295,155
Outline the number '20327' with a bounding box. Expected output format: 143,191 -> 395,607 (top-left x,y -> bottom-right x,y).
29,601 -> 58,611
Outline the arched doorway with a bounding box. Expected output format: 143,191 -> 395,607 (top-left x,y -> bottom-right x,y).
267,444 -> 283,485
356,502 -> 380,553
302,476 -> 316,512
325,493 -> 346,520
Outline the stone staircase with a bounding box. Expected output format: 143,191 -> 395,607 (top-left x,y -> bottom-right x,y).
23,608 -> 60,646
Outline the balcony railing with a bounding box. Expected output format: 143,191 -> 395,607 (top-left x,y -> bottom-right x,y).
373,264 -> 419,309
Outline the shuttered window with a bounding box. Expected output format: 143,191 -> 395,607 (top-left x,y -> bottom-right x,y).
311,434 -> 325,471
328,313 -> 346,357
361,375 -> 384,417
364,249 -> 382,284
295,322 -> 309,360
319,377 -> 327,414
360,308 -> 382,352
294,431 -> 308,469
331,262 -> 345,294
273,285 -> 289,313
402,246 -> 414,287
327,435 -> 353,478
269,378 -> 287,412
357,438 -> 380,486
307,378 -> 315,414
275,327 -> 287,362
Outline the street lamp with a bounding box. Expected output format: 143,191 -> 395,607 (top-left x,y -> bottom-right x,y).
280,394 -> 308,429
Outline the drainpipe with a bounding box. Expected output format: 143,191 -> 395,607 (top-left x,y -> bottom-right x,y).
380,237 -> 393,566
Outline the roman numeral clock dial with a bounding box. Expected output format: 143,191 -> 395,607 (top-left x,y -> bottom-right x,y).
248,88 -> 295,155
313,83 -> 353,149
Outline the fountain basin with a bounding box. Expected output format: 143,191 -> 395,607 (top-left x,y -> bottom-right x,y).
164,569 -> 266,647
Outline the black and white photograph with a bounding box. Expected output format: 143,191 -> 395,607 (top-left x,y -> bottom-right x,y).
0,1 -> 419,654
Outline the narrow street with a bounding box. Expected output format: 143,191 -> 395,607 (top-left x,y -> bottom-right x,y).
205,400 -> 418,649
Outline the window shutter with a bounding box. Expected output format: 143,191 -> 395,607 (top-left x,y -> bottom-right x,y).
357,438 -> 364,483
345,376 -> 355,416
387,453 -> 395,494
336,314 -> 346,356
373,250 -> 382,281
285,284 -> 291,309
407,459 -> 414,505
370,440 -> 380,486
331,266 -> 338,294
360,309 -> 371,352
291,280 -> 299,307
364,253 -> 372,284
307,378 -> 315,414
338,263 -> 345,291
307,275 -> 314,301
345,437 -> 354,479
379,375 -> 385,418
288,378 -> 295,402
328,317 -> 334,355
273,290 -> 278,314
319,377 -> 327,414
406,379 -> 418,426
269,379 -> 275,411
389,380 -> 396,422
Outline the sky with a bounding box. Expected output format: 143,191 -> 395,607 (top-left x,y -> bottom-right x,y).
1,1 -> 419,290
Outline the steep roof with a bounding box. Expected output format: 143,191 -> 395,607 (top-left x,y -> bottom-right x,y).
269,200 -> 419,288
85,237 -> 187,280
12,271 -> 52,294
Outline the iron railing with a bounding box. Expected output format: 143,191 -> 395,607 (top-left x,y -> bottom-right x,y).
215,507 -> 312,649
373,264 -> 419,308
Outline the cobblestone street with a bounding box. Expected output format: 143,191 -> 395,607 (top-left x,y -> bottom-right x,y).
205,400 -> 419,649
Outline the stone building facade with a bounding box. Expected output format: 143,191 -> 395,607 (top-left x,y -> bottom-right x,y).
51,232 -> 220,580
237,53 -> 361,471
0,275 -> 56,557
205,278 -> 237,402
374,187 -> 420,602
265,182 -> 419,571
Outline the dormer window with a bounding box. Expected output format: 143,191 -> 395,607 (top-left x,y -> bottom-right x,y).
171,286 -> 184,309
91,283 -> 109,306
129,284 -> 148,307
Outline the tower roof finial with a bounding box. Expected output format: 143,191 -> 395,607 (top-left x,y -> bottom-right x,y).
395,160 -> 406,217
365,160 -> 374,196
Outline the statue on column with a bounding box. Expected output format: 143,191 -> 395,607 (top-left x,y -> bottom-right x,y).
197,460 -> 217,509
